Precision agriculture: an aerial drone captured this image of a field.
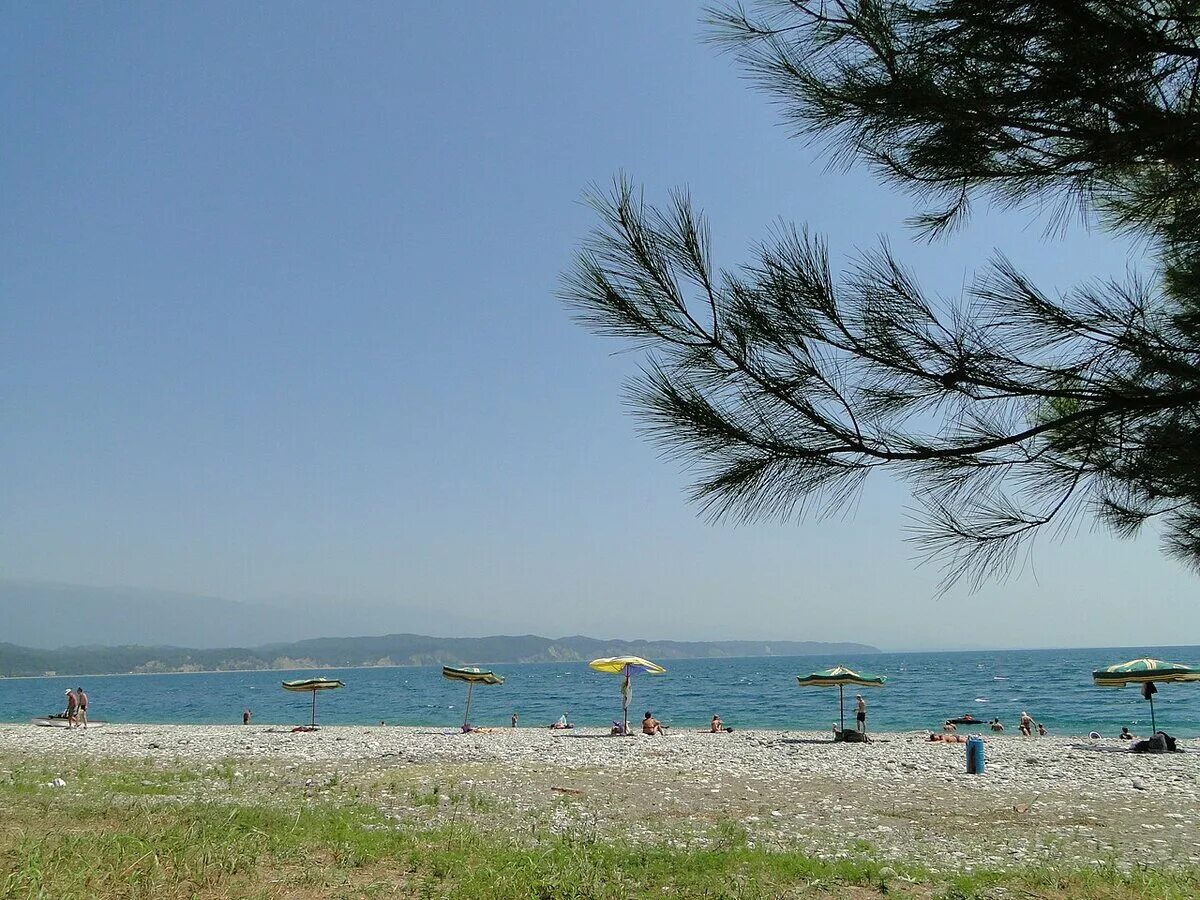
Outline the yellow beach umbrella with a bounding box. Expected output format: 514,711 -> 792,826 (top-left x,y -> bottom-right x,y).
589,656 -> 665,735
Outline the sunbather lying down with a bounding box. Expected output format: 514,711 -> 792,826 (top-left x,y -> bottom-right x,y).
549,713 -> 573,729
928,732 -> 968,743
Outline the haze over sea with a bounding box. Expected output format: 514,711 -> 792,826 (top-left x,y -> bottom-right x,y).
4,646 -> 1198,737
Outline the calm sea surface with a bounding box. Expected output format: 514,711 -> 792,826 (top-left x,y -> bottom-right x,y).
3,646 -> 1199,737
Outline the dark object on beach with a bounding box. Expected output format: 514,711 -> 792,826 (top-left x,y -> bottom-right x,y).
837,728 -> 868,743
1132,731 -> 1179,753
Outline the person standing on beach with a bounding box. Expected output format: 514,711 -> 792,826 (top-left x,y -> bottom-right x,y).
75,687 -> 88,728
243,709 -> 252,725
63,689 -> 78,727
511,712 -> 518,728
855,694 -> 867,734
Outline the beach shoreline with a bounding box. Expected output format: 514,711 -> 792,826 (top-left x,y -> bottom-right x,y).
3,723 -> 1197,873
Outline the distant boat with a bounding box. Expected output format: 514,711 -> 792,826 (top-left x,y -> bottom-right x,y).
945,714 -> 984,726
31,714 -> 107,728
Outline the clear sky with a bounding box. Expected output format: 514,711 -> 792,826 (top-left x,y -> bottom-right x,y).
3,3 -> 1195,651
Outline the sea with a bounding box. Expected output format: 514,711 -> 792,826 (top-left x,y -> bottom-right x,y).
3,645 -> 1199,737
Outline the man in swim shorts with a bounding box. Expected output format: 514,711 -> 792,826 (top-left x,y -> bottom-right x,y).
75,687 -> 88,728
855,694 -> 867,733
63,690 -> 78,728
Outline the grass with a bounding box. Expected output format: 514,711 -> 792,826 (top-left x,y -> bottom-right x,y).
0,756 -> 1197,899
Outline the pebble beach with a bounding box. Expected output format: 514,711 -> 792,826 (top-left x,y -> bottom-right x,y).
3,723 -> 1198,873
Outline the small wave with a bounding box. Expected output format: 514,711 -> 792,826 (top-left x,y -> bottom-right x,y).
993,676 -> 1008,681
974,697 -> 988,703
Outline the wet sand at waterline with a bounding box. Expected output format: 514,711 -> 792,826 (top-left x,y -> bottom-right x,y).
2,724 -> 1197,872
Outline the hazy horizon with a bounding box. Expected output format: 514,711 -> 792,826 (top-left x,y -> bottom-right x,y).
5,4 -> 1199,653
3,578 -> 1196,656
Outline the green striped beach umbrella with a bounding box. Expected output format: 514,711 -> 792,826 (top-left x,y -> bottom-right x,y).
1092,658 -> 1200,733
442,666 -> 504,732
281,677 -> 345,729
796,666 -> 887,734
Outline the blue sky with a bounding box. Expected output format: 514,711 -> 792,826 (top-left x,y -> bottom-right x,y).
3,3 -> 1195,650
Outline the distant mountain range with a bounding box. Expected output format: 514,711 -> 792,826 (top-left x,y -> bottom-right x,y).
0,580 -> 514,649
0,634 -> 879,678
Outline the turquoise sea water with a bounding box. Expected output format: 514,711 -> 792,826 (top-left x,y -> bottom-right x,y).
3,646 -> 1199,737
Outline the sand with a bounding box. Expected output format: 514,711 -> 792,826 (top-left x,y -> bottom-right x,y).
2,723 -> 1198,872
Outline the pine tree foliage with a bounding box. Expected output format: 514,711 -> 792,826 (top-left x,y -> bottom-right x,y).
561,1 -> 1200,589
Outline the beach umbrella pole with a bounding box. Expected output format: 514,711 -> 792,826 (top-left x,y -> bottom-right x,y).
1150,694 -> 1156,733
463,681 -> 474,730
623,672 -> 631,735
839,684 -> 845,735
311,690 -> 317,728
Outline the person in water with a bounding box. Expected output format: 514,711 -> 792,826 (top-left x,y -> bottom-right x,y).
1019,711 -> 1035,736
642,711 -> 665,735
989,718 -> 1005,732
855,694 -> 867,733
1037,722 -> 1047,737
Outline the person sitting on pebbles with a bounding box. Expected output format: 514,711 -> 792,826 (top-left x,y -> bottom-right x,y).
549,712 -> 573,730
1120,726 -> 1136,740
642,711 -> 666,736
